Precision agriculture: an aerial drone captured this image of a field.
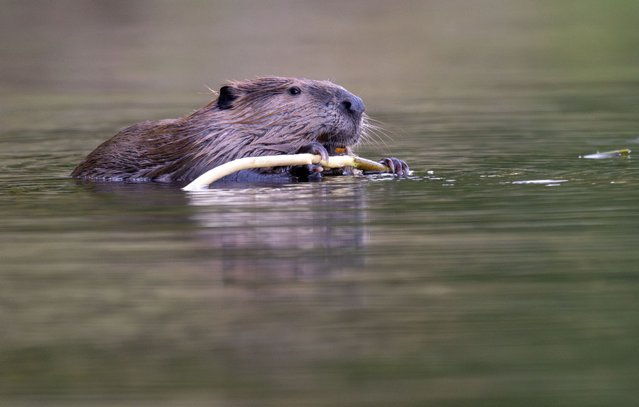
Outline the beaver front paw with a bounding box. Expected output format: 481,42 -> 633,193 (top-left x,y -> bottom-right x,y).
378,157 -> 410,176
290,142 -> 329,181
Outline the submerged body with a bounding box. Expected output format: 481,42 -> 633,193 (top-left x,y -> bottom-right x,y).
72,77 -> 408,185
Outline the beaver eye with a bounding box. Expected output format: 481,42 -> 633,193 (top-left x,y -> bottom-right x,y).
288,86 -> 301,96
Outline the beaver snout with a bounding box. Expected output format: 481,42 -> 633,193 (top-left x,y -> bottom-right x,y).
339,91 -> 365,116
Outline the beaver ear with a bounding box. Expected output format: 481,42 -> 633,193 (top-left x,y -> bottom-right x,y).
217,85 -> 238,110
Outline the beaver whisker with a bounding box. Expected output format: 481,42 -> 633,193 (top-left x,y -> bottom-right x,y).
362,132 -> 391,155
361,125 -> 390,147
362,118 -> 395,141
361,116 -> 393,149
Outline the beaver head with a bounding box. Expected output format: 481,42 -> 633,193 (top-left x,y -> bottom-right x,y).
214,77 -> 365,149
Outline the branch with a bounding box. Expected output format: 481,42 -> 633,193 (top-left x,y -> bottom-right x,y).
182,154 -> 389,191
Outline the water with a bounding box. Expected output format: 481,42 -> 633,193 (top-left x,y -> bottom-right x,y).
2,1 -> 639,405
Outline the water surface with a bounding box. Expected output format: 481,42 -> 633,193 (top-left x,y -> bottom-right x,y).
2,1 -> 639,406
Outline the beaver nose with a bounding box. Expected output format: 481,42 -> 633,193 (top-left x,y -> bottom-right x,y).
339,93 -> 365,116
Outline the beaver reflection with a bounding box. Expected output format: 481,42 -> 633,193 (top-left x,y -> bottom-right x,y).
187,181 -> 368,282
74,179 -> 368,282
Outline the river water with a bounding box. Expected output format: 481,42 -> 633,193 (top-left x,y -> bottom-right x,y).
2,1 -> 639,406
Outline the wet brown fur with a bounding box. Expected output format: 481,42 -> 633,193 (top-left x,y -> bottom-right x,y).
71,77 -> 366,183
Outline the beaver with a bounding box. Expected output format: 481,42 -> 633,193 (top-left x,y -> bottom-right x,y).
71,77 -> 409,184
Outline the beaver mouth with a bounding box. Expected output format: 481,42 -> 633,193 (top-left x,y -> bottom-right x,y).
318,133 -> 358,156
323,143 -> 349,156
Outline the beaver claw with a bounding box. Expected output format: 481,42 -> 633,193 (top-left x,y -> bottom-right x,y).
378,157 -> 410,176
290,142 -> 329,180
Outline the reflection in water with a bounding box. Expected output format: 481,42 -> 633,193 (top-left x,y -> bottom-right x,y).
187,182 -> 368,282
70,179 -> 370,283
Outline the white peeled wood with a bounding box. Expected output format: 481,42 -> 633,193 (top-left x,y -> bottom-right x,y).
182,154 -> 388,191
